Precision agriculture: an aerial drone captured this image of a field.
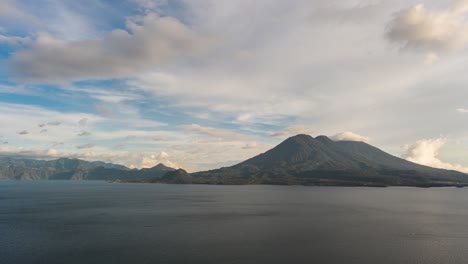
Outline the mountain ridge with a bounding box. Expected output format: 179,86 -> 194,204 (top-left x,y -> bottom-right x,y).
1,134 -> 467,187
189,134 -> 468,186
0,157 -> 175,180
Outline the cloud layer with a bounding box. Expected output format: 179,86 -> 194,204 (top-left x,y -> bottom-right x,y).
9,14 -> 211,83
180,124 -> 248,140
1,0 -> 468,172
402,138 -> 468,173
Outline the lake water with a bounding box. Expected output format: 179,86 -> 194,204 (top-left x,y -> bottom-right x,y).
1,181 -> 468,264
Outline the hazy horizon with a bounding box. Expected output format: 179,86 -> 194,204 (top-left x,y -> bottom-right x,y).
1,0 -> 468,172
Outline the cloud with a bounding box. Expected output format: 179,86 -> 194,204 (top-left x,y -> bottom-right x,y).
152,136 -> 167,141
0,34 -> 29,45
386,1 -> 468,52
78,118 -> 88,126
47,121 -> 61,126
95,105 -> 113,116
402,138 -> 468,173
50,142 -> 64,147
0,0 -> 32,21
76,143 -> 95,149
180,124 -> 246,140
157,151 -> 169,159
141,151 -> 177,168
133,0 -> 168,12
0,147 -> 61,160
331,131 -> 370,143
270,126 -> 311,137
0,136 -> 8,145
457,108 -> 468,113
242,142 -> 258,149
78,131 -> 91,136
36,121 -> 61,127
423,52 -> 439,66
17,130 -> 29,135
236,113 -> 252,122
8,13 -> 212,83
0,103 -> 102,146
67,86 -> 145,103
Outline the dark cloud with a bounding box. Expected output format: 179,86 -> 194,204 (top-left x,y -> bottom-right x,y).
76,143 -> 95,149
47,121 -> 61,126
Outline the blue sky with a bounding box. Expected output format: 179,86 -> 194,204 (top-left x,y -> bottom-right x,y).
1,0 -> 468,172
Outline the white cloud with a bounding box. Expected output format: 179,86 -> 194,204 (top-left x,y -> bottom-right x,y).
386,1 -> 468,51
331,131 -> 370,143
402,137 -> 468,173
236,113 -> 252,122
66,86 -> 145,103
78,118 -> 88,126
157,151 -> 169,159
141,151 -> 177,168
180,124 -> 248,140
457,108 -> 468,113
9,13 -> 212,83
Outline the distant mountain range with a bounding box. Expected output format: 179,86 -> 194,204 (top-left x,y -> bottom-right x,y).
0,157 -> 174,181
1,134 -> 468,187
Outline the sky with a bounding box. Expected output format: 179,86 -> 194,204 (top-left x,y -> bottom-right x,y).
1,0 -> 468,172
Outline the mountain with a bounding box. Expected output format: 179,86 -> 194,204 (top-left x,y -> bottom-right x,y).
134,169 -> 192,184
0,158 -> 175,181
86,163 -> 176,181
190,134 -> 468,187
3,135 -> 468,187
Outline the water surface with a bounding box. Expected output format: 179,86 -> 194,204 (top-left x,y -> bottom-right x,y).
1,181 -> 468,264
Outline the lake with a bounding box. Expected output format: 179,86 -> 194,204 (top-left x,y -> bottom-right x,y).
1,181 -> 468,264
